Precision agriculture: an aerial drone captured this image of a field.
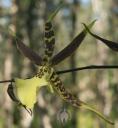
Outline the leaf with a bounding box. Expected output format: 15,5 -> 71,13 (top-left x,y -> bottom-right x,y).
16,38 -> 43,65
83,23 -> 118,51
51,20 -> 96,65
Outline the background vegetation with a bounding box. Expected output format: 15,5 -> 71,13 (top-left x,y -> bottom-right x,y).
0,0 -> 118,128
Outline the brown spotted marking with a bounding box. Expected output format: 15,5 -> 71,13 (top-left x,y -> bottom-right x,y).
35,66 -> 82,108
43,22 -> 55,63
49,71 -> 82,107
35,67 -> 44,78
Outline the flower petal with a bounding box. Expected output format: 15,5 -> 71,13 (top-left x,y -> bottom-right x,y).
51,20 -> 96,65
14,76 -> 48,110
83,23 -> 118,51
16,38 -> 43,65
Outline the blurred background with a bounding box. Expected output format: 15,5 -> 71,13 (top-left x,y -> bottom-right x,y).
0,0 -> 118,128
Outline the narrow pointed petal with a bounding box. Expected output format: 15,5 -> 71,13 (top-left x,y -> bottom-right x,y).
16,38 -> 43,65
81,102 -> 114,125
47,2 -> 64,22
43,3 -> 64,63
50,72 -> 114,125
43,22 -> 55,63
51,20 -> 96,65
83,23 -> 118,51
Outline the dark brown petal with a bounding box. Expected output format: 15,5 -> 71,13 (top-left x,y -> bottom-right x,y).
51,21 -> 96,65
16,38 -> 43,65
83,23 -> 118,51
